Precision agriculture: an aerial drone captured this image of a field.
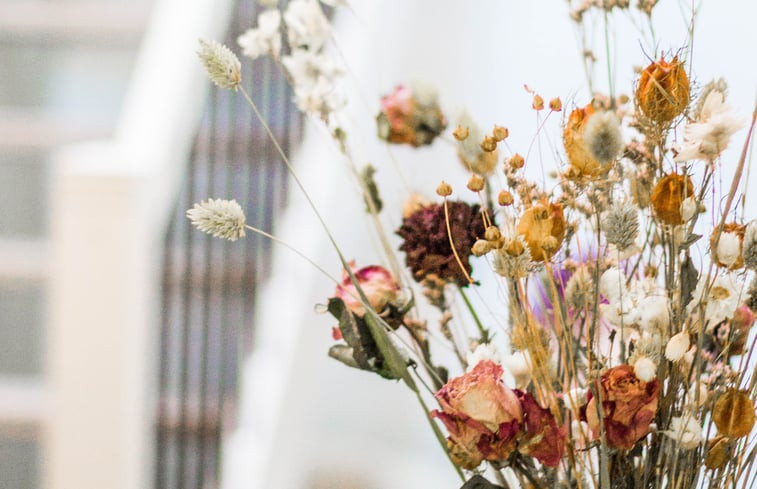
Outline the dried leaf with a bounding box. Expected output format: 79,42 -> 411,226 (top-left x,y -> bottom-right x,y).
460,475 -> 505,489
361,164 -> 383,214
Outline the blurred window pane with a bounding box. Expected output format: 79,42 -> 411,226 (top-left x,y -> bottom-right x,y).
0,283 -> 44,376
0,153 -> 47,238
0,429 -> 39,489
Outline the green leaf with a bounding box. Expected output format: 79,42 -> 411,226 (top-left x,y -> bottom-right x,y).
361,164 -> 383,214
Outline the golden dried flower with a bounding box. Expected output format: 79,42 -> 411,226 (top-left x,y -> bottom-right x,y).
636,55 -> 690,124
516,201 -> 566,262
705,435 -> 732,470
480,136 -> 497,153
492,125 -> 509,142
436,181 -> 453,197
549,97 -> 562,111
563,104 -> 603,178
713,390 -> 756,438
453,125 -> 469,141
508,154 -> 525,170
484,226 -> 501,242
532,94 -> 544,111
467,175 -> 485,192
472,239 -> 492,257
498,190 -> 514,206
650,173 -> 694,225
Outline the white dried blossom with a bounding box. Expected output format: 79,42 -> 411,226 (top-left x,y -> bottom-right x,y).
503,350 -> 532,389
599,267 -> 626,302
584,109 -> 623,163
466,342 -> 500,371
663,415 -> 703,449
633,355 -> 657,382
688,380 -> 709,407
714,231 -> 742,268
320,0 -> 349,6
638,295 -> 670,332
565,266 -> 593,310
603,201 -> 639,252
187,199 -> 246,241
563,387 -> 588,410
694,78 -> 728,120
675,90 -> 745,162
284,0 -> 331,51
281,48 -> 344,117
682,196 -> 697,222
687,272 -> 744,330
665,331 -> 690,362
237,9 -> 282,59
743,220 -> 757,270
197,39 -> 241,90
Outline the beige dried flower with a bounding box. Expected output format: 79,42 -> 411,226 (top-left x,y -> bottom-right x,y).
197,39 -> 242,90
602,201 -> 639,252
187,198 -> 246,241
744,220 -> 757,270
584,110 -> 623,163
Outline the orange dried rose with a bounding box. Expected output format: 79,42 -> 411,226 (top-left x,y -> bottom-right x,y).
713,389 -> 756,438
586,365 -> 660,450
516,201 -> 566,262
650,173 -> 694,225
636,55 -> 690,124
563,103 -> 601,178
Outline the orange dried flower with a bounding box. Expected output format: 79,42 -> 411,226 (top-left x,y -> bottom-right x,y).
563,104 -> 602,178
532,94 -> 544,111
713,389 -> 756,438
705,435 -> 732,470
516,201 -> 566,262
498,190 -> 514,206
636,55 -> 690,124
650,173 -> 694,225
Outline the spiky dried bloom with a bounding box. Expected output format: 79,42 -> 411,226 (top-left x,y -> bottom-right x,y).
636,55 -> 690,124
187,199 -> 246,241
491,236 -> 534,279
584,110 -> 623,163
197,39 -> 241,90
744,221 -> 757,271
397,201 -> 485,287
602,201 -> 639,252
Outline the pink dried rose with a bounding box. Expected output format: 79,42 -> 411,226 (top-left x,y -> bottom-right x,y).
586,364 -> 660,450
515,390 -> 567,467
376,84 -> 447,147
432,360 -> 522,469
334,262 -> 400,317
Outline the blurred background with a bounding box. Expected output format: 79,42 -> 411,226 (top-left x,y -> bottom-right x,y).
0,1 -> 755,489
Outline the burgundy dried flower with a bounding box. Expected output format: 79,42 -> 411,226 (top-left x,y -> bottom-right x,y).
397,201 -> 485,287
515,390 -> 567,467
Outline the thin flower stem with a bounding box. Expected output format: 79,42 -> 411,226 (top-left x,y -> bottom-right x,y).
458,284 -> 488,343
443,198 -> 474,285
244,224 -> 340,286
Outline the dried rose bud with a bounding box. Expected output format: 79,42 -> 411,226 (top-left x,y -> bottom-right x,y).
498,190 -> 514,206
710,223 -> 746,269
532,94 -> 544,111
453,125 -> 469,141
334,262 -> 400,317
436,181 -> 453,197
516,201 -> 566,262
549,97 -> 563,111
480,136 -> 497,153
484,226 -> 501,242
650,173 -> 695,225
376,83 -> 447,147
636,56 -> 690,124
492,125 -> 509,142
713,390 -> 756,438
508,153 -> 525,170
467,174 -> 485,192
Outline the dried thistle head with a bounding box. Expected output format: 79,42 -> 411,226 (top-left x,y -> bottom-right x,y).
602,201 -> 639,252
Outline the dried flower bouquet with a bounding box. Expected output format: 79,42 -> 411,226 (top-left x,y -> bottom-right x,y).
190,1 -> 757,487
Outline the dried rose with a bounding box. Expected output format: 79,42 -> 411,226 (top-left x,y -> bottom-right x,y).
712,389 -> 755,438
397,201 -> 485,286
650,173 -> 695,225
586,364 -> 660,450
516,201 -> 566,262
636,56 -> 690,124
376,83 -> 447,147
432,360 -> 522,468
515,390 -> 567,467
334,262 -> 400,317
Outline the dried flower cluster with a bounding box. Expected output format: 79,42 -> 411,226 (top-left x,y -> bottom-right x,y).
190,3 -> 756,489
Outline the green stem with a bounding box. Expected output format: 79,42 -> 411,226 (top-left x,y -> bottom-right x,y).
458,285 -> 489,343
